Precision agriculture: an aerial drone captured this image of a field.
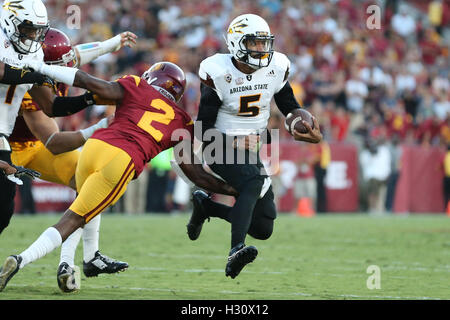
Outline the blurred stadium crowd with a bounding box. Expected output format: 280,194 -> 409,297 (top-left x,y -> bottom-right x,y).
17,0 -> 450,214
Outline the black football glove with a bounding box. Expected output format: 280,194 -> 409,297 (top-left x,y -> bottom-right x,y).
12,165 -> 41,180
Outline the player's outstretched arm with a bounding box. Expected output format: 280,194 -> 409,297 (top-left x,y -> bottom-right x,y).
74,31 -> 137,67
26,62 -> 123,117
175,140 -> 238,196
25,59 -> 124,101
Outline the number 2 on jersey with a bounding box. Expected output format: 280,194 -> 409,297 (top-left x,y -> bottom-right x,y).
137,98 -> 175,142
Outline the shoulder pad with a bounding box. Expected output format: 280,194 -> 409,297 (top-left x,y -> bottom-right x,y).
198,54 -> 230,85
272,52 -> 291,81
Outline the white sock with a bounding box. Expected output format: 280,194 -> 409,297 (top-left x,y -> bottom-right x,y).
82,215 -> 100,262
19,227 -> 62,269
59,227 -> 83,267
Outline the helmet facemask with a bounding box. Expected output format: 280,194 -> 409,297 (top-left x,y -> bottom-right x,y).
226,14 -> 275,70
237,33 -> 274,69
11,19 -> 49,54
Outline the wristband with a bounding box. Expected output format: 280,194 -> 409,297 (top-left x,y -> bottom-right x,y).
75,35 -> 121,66
1,64 -> 47,85
39,64 -> 78,86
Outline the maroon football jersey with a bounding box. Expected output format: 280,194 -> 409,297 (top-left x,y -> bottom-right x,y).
91,75 -> 194,178
9,94 -> 40,142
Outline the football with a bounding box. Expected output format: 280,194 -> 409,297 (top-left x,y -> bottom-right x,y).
284,108 -> 315,135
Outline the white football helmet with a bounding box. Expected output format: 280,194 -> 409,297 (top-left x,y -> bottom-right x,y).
0,0 -> 49,54
226,14 -> 274,69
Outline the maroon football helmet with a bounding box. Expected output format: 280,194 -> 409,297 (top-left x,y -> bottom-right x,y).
42,28 -> 76,67
141,62 -> 186,103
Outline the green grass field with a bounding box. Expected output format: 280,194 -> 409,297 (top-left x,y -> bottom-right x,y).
0,213 -> 449,300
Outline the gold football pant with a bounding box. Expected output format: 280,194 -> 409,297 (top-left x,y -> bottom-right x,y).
11,140 -> 79,187
69,138 -> 135,223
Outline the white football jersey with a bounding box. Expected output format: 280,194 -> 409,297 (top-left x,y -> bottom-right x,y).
198,52 -> 290,135
0,29 -> 44,137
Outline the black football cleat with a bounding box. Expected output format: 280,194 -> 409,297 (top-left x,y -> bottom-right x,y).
83,251 -> 128,277
186,190 -> 211,240
225,244 -> 258,279
57,262 -> 79,293
0,255 -> 22,292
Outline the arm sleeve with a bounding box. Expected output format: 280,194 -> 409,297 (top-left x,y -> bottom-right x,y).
1,64 -> 47,85
195,83 -> 222,141
273,81 -> 302,117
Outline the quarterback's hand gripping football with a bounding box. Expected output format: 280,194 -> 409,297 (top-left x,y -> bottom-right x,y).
292,117 -> 322,144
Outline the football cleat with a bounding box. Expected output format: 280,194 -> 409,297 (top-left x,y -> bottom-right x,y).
83,251 -> 128,277
57,262 -> 80,293
186,190 -> 211,240
0,255 -> 22,292
225,244 -> 258,279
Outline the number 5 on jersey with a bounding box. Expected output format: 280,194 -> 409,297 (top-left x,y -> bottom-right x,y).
137,98 -> 175,142
238,94 -> 261,117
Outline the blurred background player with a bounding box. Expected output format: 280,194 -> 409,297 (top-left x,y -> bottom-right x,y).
9,27 -> 137,292
186,13 -> 322,279
0,60 -> 241,292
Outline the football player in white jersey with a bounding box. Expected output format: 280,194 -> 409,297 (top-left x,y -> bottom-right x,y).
0,0 -> 52,234
186,13 -> 322,279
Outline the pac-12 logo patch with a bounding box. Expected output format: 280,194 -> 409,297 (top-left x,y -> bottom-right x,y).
225,73 -> 232,83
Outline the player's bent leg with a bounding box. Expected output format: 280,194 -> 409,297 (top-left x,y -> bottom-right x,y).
186,190 -> 211,240
67,140 -> 134,281
229,176 -> 264,248
247,186 -> 276,240
186,190 -> 235,240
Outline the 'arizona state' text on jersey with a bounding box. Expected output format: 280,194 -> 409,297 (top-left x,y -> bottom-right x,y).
198,52 -> 290,136
91,75 -> 194,177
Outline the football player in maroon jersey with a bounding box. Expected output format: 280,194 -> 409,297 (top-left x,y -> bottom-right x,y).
8,28 -> 139,292
0,60 -> 238,292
